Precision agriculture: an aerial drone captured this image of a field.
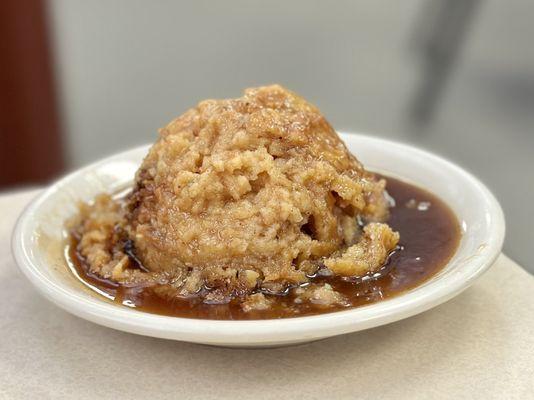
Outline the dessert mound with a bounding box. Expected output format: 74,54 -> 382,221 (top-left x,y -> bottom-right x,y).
72,85 -> 399,308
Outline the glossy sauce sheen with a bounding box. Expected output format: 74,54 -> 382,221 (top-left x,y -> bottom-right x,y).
67,176 -> 461,320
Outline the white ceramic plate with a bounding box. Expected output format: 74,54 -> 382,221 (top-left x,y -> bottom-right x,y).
12,133 -> 505,347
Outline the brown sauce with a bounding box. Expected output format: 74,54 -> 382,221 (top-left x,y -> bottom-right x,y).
66,175 -> 461,320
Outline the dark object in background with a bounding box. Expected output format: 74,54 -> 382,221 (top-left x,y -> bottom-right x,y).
0,0 -> 64,189
410,0 -> 481,125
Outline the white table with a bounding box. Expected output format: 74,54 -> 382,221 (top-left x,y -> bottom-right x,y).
1,190 -> 533,399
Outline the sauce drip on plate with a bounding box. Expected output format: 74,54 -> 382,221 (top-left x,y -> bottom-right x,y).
66,175 -> 460,320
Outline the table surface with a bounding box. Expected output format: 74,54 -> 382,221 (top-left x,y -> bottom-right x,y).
1,190 -> 533,400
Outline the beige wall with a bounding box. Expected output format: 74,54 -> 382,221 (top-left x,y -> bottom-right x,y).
48,0 -> 420,166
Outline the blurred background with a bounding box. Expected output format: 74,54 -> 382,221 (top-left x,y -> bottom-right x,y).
1,0 -> 532,272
